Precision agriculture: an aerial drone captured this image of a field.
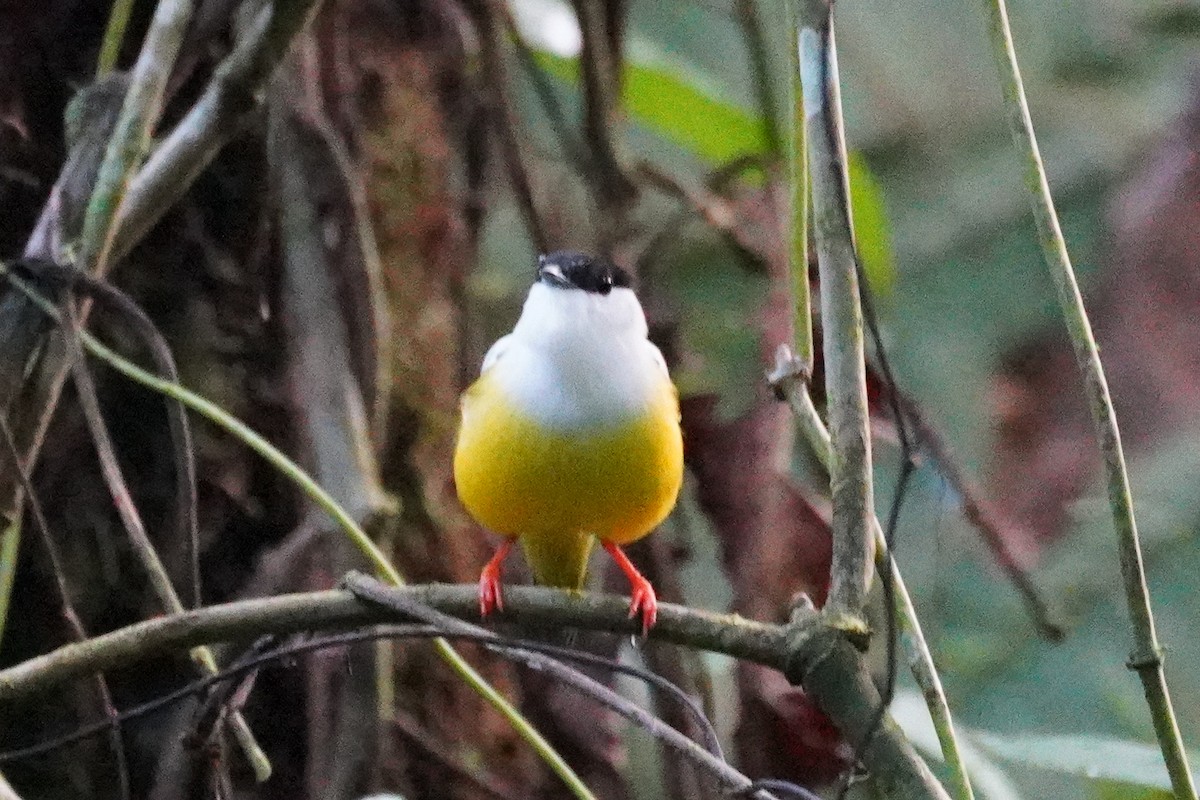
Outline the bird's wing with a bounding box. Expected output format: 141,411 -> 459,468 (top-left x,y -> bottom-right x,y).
480,334 -> 513,374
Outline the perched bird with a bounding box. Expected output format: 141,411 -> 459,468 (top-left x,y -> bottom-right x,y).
454,251 -> 684,633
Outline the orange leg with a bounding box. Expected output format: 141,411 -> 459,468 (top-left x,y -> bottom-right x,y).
479,538 -> 515,617
602,541 -> 657,635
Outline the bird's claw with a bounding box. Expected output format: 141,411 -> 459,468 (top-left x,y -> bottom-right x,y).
479,568 -> 504,617
628,578 -> 657,636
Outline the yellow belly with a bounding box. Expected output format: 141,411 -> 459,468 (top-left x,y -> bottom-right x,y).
453,372 -> 684,551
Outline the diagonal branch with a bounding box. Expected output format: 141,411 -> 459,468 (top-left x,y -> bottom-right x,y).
980,1 -> 1197,796
111,0 -> 324,264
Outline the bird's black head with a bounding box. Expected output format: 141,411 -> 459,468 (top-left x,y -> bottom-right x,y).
536,251 -> 632,296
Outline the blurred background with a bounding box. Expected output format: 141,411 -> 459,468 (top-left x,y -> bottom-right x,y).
0,0 -> 1198,798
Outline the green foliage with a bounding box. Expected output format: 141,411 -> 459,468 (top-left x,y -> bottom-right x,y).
528,46 -> 897,298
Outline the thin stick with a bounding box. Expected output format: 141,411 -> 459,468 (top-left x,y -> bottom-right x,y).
0,514 -> 18,651
0,418 -> 132,800
342,576 -> 770,798
787,0 -> 813,371
59,301 -> 271,782
79,0 -> 195,278
796,3 -> 874,628
95,0 -> 137,77
771,350 -> 975,800
0,582 -> 949,798
111,0 -> 324,265
475,0 -> 550,253
980,2 -> 1197,796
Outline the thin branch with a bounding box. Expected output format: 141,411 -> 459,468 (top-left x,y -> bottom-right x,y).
96,0 -> 137,77
0,515 -> 18,651
1,623 -> 715,768
787,0 -> 813,371
735,0 -> 782,155
27,263 -> 201,608
771,348 -> 972,800
895,394 -> 1062,641
59,300 -> 271,782
111,0 -> 324,264
78,0 -> 194,278
0,417 -> 131,800
795,3 -> 874,628
0,581 -> 948,799
473,0 -> 551,253
636,161 -> 737,233
980,1 -> 1197,796
342,575 -> 766,798
570,0 -> 636,250
498,6 -> 588,172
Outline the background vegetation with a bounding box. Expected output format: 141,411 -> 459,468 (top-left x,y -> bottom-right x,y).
0,0 -> 1197,798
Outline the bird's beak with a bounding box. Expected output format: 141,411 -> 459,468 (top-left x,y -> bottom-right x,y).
537,262 -> 571,288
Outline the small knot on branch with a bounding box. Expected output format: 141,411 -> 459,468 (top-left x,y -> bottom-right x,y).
1126,647 -> 1164,672
767,344 -> 812,402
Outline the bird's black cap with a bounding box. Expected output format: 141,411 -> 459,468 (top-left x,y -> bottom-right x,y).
537,251 -> 632,296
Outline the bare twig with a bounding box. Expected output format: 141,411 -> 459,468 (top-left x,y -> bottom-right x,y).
0,580 -> 948,799
786,0 -> 813,371
795,3 -> 874,628
6,271 -> 271,782
95,0 -> 137,77
498,6 -> 588,171
981,1 -> 1196,795
735,0 -> 782,155
78,0 -> 194,278
111,0 -> 324,264
342,575 -> 768,799
893,394 -> 1062,640
473,0 -> 550,252
14,261 -> 202,607
771,349 -> 971,800
570,0 -> 636,250
0,417 -> 131,800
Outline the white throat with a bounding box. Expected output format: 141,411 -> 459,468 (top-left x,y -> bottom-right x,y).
484,283 -> 669,430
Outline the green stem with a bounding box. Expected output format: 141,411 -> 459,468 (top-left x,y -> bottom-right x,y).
95,0 -> 137,77
0,515 -> 21,651
981,2 -> 1196,797
5,271 -> 596,800
788,2 -> 813,371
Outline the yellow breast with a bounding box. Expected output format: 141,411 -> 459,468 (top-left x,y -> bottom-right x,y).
453,370 -> 684,545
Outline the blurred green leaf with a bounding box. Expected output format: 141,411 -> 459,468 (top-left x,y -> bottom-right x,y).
971,731 -> 1200,791
848,152 -> 897,296
532,50 -> 769,163
529,48 -> 897,298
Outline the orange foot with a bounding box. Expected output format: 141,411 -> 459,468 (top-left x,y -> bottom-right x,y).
478,538 -> 515,617
602,541 -> 658,635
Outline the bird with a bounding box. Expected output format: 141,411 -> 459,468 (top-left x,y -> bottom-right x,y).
453,250 -> 684,634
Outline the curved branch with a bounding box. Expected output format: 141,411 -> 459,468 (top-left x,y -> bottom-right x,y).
0,586 -> 784,700
2,578 -> 948,799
